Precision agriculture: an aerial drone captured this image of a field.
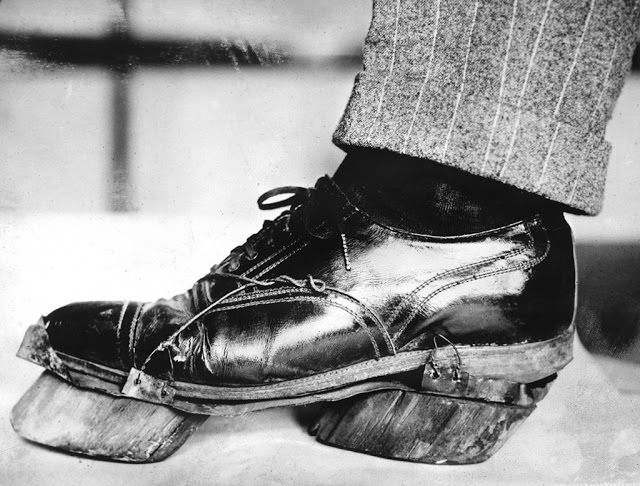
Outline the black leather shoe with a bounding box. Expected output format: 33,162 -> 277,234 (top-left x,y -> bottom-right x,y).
13,175 -> 576,464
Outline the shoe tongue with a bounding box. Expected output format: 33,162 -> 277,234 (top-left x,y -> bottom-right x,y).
314,175 -> 359,216
296,176 -> 359,240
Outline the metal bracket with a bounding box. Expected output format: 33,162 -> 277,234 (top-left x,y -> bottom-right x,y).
16,318 -> 72,382
122,367 -> 176,404
421,362 -> 536,407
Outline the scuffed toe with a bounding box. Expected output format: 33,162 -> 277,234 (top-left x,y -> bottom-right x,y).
45,301 -> 145,370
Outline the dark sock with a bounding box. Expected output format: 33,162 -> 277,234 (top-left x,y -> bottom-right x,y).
333,149 -> 561,235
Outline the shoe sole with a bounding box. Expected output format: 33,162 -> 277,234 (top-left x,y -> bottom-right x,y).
12,319 -> 573,464
16,318 -> 573,414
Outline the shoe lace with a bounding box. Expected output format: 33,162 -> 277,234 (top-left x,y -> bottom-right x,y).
187,177 -> 352,304
223,185 -> 312,273
224,180 -> 352,269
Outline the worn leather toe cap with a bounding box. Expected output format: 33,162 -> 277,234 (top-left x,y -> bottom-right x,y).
46,301 -> 145,370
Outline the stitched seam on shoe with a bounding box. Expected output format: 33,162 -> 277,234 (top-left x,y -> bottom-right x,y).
201,296 -> 382,358
192,282 -> 200,311
394,234 -> 551,343
395,249 -> 529,339
386,247 -> 528,326
128,302 -> 145,365
415,247 -> 550,325
215,296 -> 380,357
223,287 -> 307,301
203,281 -> 213,305
220,289 -> 294,303
115,300 -> 129,345
325,286 -> 395,355
218,286 -> 395,355
326,176 -> 546,242
252,241 -> 310,279
241,239 -> 303,277
366,211 -> 537,242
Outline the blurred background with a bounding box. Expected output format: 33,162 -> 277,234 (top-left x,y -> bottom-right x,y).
1,0 -> 639,389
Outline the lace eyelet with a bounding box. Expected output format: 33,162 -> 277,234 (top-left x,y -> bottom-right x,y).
245,252 -> 258,261
228,261 -> 240,272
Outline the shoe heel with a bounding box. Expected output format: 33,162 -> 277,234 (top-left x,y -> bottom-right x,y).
310,376 -> 554,465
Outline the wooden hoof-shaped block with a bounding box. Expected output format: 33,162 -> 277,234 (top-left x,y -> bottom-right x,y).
10,371 -> 207,463
311,388 -> 542,465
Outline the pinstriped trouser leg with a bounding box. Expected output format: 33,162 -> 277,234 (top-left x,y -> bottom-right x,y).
334,0 -> 640,215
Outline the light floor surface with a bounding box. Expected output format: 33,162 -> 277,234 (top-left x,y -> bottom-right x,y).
1,213 -> 640,485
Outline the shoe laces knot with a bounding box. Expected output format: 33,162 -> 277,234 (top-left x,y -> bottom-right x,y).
211,177 -> 352,277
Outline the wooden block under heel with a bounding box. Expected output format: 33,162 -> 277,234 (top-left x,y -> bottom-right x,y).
310,385 -> 551,465
10,371 -> 207,463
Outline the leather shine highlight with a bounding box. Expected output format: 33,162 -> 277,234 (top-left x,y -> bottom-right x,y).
44,177 -> 575,388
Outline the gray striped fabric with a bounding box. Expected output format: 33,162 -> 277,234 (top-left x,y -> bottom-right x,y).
334,0 -> 640,214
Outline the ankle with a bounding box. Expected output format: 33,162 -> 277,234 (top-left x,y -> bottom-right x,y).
333,149 -> 561,235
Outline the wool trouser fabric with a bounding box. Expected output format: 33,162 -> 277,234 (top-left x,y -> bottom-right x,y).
334,0 -> 640,214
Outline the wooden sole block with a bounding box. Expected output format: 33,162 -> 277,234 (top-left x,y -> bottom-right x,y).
310,389 -> 538,465
10,371 -> 207,463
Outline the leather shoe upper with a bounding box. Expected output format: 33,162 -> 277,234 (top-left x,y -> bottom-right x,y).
45,176 -> 576,387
